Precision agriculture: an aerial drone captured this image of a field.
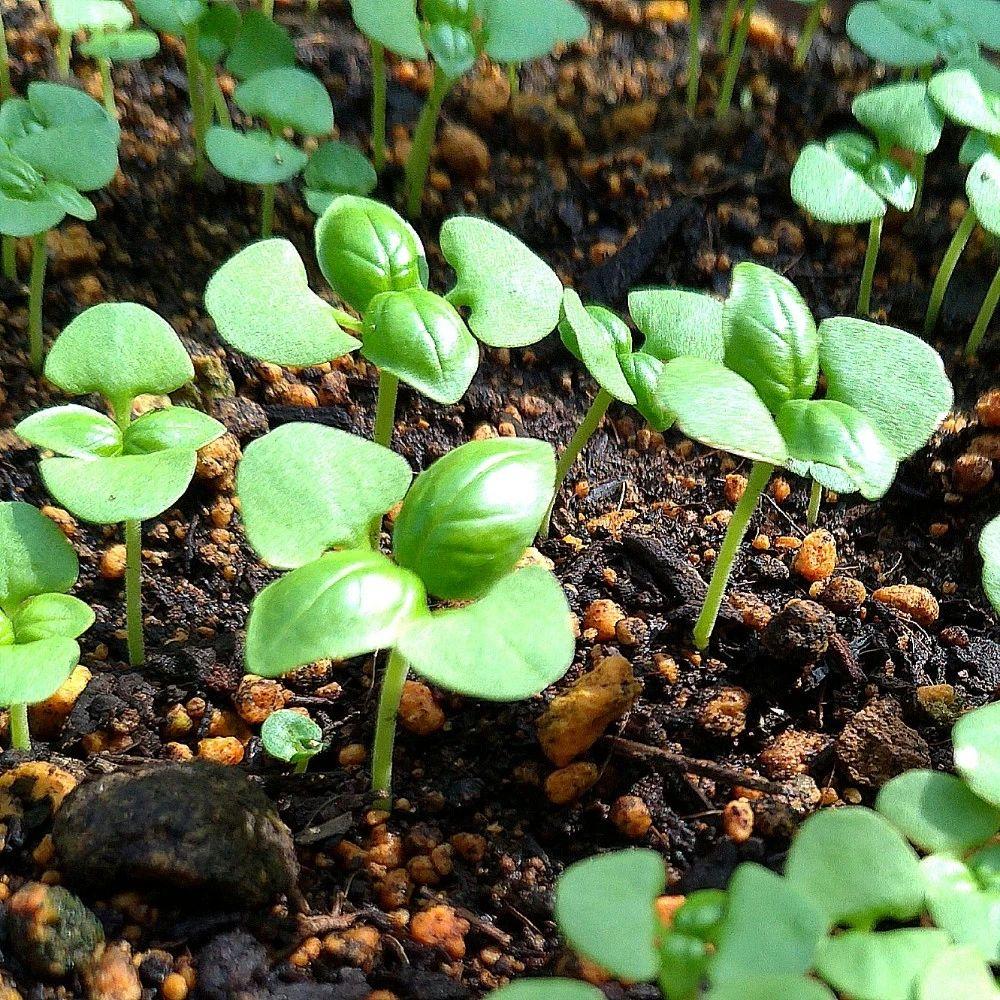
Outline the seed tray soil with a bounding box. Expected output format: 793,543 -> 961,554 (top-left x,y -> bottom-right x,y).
0,0 -> 998,997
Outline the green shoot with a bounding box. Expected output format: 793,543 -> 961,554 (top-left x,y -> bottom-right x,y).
715,0 -> 755,119
792,0 -> 824,68
687,0 -> 700,112
260,709 -> 326,773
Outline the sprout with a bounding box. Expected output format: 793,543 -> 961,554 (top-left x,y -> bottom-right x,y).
302,140 -> 377,215
205,66 -> 334,237
686,0 -> 701,112
0,502 -> 94,751
0,82 -> 121,371
15,303 -> 225,667
260,709 -> 326,773
715,0 -> 755,119
792,0 -> 825,68
237,425 -> 573,803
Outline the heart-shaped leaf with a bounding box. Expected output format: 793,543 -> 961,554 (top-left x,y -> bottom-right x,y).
237,422 -> 413,568
197,2 -> 241,64
980,515 -> 1000,612
929,57 -> 1000,136
0,189 -> 69,236
657,357 -> 788,465
206,239 -> 360,366
397,567 -> 573,699
845,1 -> 941,67
0,502 -> 79,613
628,287 -> 725,363
50,0 -> 133,32
488,983 -> 605,1000
16,404 -> 123,459
134,0 -> 205,34
818,316 -> 953,461
123,407 -> 225,455
234,67 -> 334,136
349,0 -> 426,58
224,9 -> 296,79
392,437 -> 555,600
480,0 -> 588,62
852,82 -> 944,155
922,855 -> 1000,962
967,151 -> 1000,236
260,709 -> 325,765
13,593 -> 94,643
954,702 -> 1000,808
303,141 -> 377,215
559,290 -> 635,404
442,215 -> 562,348
362,288 -> 479,404
554,850 -> 665,982
918,946 -> 1000,1000
792,140 -> 887,225
246,549 -> 426,677
0,638 -> 81,707
80,29 -> 161,62
206,127 -> 308,184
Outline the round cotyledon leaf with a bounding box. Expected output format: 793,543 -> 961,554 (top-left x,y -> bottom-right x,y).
224,9 -> 296,79
0,637 -> 81,707
205,127 -> 308,185
967,151 -> 1000,237
954,702 -> 1000,809
50,0 -> 133,32
16,404 -> 123,459
487,982 -> 605,1000
206,239 -> 360,367
0,502 -> 79,613
303,140 -> 376,215
852,81 -> 944,155
234,67 -> 334,136
348,0 -> 425,58
559,290 -> 635,404
705,978 -> 835,1000
80,29 -> 161,62
134,0 -> 205,34
845,1 -> 940,68
918,946 -> 1000,1000
480,0 -> 588,62
929,57 -> 1000,136
921,855 -> 1000,963
628,287 -> 725,363
791,140 -> 887,225
13,593 -> 95,643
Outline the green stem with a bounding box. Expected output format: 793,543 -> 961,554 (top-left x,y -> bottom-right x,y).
262,0 -> 274,17
966,261 -> 1000,357
0,8 -> 13,101
719,0 -> 740,53
9,703 -> 29,751
924,207 -> 977,336
294,757 -> 309,773
540,387 -> 614,537
807,478 -> 822,526
369,370 -> 400,547
3,235 -> 16,280
793,1 -> 823,68
912,151 -> 926,214
184,23 -> 207,182
307,0 -> 319,11
857,214 -> 883,315
371,648 -> 408,808
331,307 -> 363,331
99,58 -> 115,116
715,0 -> 755,119
693,460 -> 773,650
687,0 -> 701,113
125,518 -> 145,667
261,183 -> 275,238
404,65 -> 451,218
28,232 -> 46,374
507,62 -> 519,95
57,30 -> 72,78
372,42 -> 386,173
210,71 -> 231,128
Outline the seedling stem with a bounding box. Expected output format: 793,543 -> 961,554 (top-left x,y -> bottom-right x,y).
307,0 -> 319,12
924,208 -> 977,335
28,233 -> 46,374
262,0 -> 275,18
715,0 -> 755,119
793,2 -> 822,68
719,0 -> 740,53
210,73 -> 231,129
371,42 -> 387,173
857,215 -> 882,314
694,460 -> 773,649
3,236 -> 16,280
9,703 -> 29,751
99,58 -> 115,116
807,478 -> 822,526
0,8 -> 12,101
184,23 -> 208,182
405,65 -> 451,218
372,647 -> 409,808
125,517 -> 145,666
687,0 -> 701,112
508,63 -> 519,96
57,30 -> 72,78
541,387 -> 613,537
966,263 -> 1000,357
370,370 -> 400,546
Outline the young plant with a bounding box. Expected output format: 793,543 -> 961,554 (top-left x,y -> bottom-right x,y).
686,0 -> 701,112
261,709 -> 326,773
302,140 -> 377,215
15,303 -> 225,668
983,515 -> 1000,616
349,0 -> 588,215
714,0 -> 755,119
0,501 -> 94,752
0,81 -> 120,371
237,424 -> 573,803
206,197 -> 562,471
648,263 -> 951,649
205,65 -> 333,237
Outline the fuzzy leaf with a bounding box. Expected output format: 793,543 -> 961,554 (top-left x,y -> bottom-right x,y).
922,855 -> 1000,963
16,405 -> 123,459
628,287 -> 725,362
967,151 -> 1000,236
845,1 -> 940,67
705,979 -> 835,1000
206,127 -> 308,184
0,638 -> 81,707
852,81 -> 944,155
13,593 -> 94,643
981,515 -> 1000,612
224,9 -> 296,78
954,702 -> 1000,809
134,0 -> 205,34
480,0 -> 588,62
791,140 -> 887,225
0,190 -> 68,236
349,0 -> 425,58
123,407 -> 224,455
234,67 -> 334,136
939,0 -> 1000,50
0,502 -> 79,613
559,291 -> 634,404
80,29 -> 161,62
929,57 -> 1000,135
918,946 -> 1000,1000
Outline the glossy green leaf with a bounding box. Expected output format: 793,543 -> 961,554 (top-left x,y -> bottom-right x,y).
206,239 -> 360,367
559,291 -> 635,404
918,946 -> 1000,1000
954,702 -> 1000,808
791,140 -> 887,225
80,29 -> 161,62
392,437 -> 555,600
0,189 -> 68,237
245,550 -> 426,677
554,850 -> 664,982
234,68 -> 333,136
785,807 -> 924,928
818,316 -> 953,461
303,141 -> 376,214
123,407 -> 224,455
50,0 -> 133,32
845,1 -> 940,67
981,516 -> 1000,612
929,57 -> 1000,136
657,357 -> 788,465
45,303 -> 194,415
442,215 -> 562,348
0,502 -> 79,614
922,855 -> 1000,962
134,0 -> 205,34
398,567 -> 573,699
426,22 -> 477,78
968,151 -> 1000,236
628,287 -> 725,363
876,769 -> 1000,854
315,195 -> 427,315
852,82 -> 944,155
777,399 -> 897,499
13,593 -> 94,643
362,289 -> 479,404
710,865 -> 825,984
487,982 -> 605,1000
658,932 -> 709,1000
206,127 -> 308,184
260,709 -> 325,764
705,978 -> 835,1000
16,404 -> 123,460
39,449 -> 198,524
815,929 -> 951,1000
349,0 -> 425,58
224,9 -> 296,79
480,0 -> 588,62
0,638 -> 81,707
619,352 -> 674,432
237,423 -> 413,568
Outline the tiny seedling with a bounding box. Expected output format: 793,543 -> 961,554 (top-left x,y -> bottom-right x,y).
0,81 -> 120,371
15,303 -> 224,667
260,709 -> 326,773
205,65 -> 334,237
302,140 -> 377,215
0,501 -> 94,751
237,424 -> 573,803
714,0 -> 756,119
349,0 -> 588,215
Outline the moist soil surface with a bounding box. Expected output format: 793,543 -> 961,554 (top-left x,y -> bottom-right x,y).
0,0 -> 999,997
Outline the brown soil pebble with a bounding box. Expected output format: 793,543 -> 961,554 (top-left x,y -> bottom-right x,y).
792,530 -> 837,582
29,667 -> 92,739
0,763 -> 80,844
80,942 -> 141,1000
398,680 -> 446,735
835,698 -> 932,787
410,905 -> 470,960
761,599 -> 835,665
975,388 -> 1000,427
52,763 -> 298,907
610,795 -> 652,838
7,883 -> 104,978
759,729 -> 832,779
582,598 -> 625,640
872,585 -> 939,626
811,576 -> 867,615
545,762 -> 600,805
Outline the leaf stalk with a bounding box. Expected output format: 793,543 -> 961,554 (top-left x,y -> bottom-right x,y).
924,207 -> 976,336
371,647 -> 409,807
404,65 -> 451,218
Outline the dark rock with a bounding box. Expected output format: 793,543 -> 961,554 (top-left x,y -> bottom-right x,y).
762,599 -> 835,666
212,396 -> 269,442
393,967 -> 471,999
52,764 -> 298,908
835,697 -> 932,787
63,672 -> 158,754
197,931 -> 268,1000
262,970 -> 370,1000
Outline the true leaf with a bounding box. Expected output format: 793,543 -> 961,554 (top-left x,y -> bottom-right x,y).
852,81 -> 944,155
954,702 -> 1000,808
205,127 -> 309,185
0,502 -> 79,613
234,67 -> 334,136
559,290 -> 635,404
426,22 -> 477,79
480,0 -> 588,62
628,287 -> 725,363
123,407 -> 224,455
922,855 -> 1000,963
237,423 -> 413,568
918,946 -> 1000,1000
619,352 -> 675,432
981,515 -> 1000,612
16,404 -> 123,460
13,593 -> 95,643
303,141 -> 377,214
397,567 -> 573,699
442,215 -> 562,348
349,0 -> 426,58
224,9 -> 296,79
245,550 -> 426,677
0,638 -> 81,706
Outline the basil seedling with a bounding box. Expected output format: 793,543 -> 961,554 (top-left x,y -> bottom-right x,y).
0,82 -> 120,371
16,303 -> 224,667
206,66 -> 334,237
260,709 -> 326,773
0,502 -> 94,752
237,424 -> 573,803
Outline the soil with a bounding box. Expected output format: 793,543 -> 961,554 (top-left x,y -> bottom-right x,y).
0,0 -> 998,997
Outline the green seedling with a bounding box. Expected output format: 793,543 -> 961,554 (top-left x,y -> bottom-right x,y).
648,262 -> 951,649
686,0 -> 701,112
0,82 -> 120,370
302,140 -> 377,215
0,502 -> 94,751
260,709 -> 326,773
237,423 -> 573,803
206,66 -> 333,237
206,197 -> 562,487
349,0 -> 587,214
714,0 -> 755,118
15,303 -> 224,667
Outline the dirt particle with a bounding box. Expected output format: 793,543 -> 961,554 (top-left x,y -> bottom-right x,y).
399,681 -> 445,736
835,697 -> 931,787
759,729 -> 832,779
451,834 -> 487,864
722,798 -> 754,843
729,591 -> 772,631
437,124 -> 491,179
811,576 -> 867,615
792,529 -> 837,582
872,584 -> 939,625
194,434 -> 241,492
8,883 -> 104,978
975,388 -> 1000,427
322,926 -> 381,971
232,675 -> 286,726
698,687 -> 750,737
645,0 -> 689,24
410,905 -> 470,960
29,666 -> 91,739
545,762 -> 600,805
339,744 -> 367,768
724,473 -> 747,504
610,795 -> 652,838
46,224 -> 102,276
161,972 -> 188,1000
953,452 -> 994,493
98,544 -> 126,580
582,599 -> 625,641
762,599 -> 835,665
81,942 -> 141,1000
41,506 -> 77,538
